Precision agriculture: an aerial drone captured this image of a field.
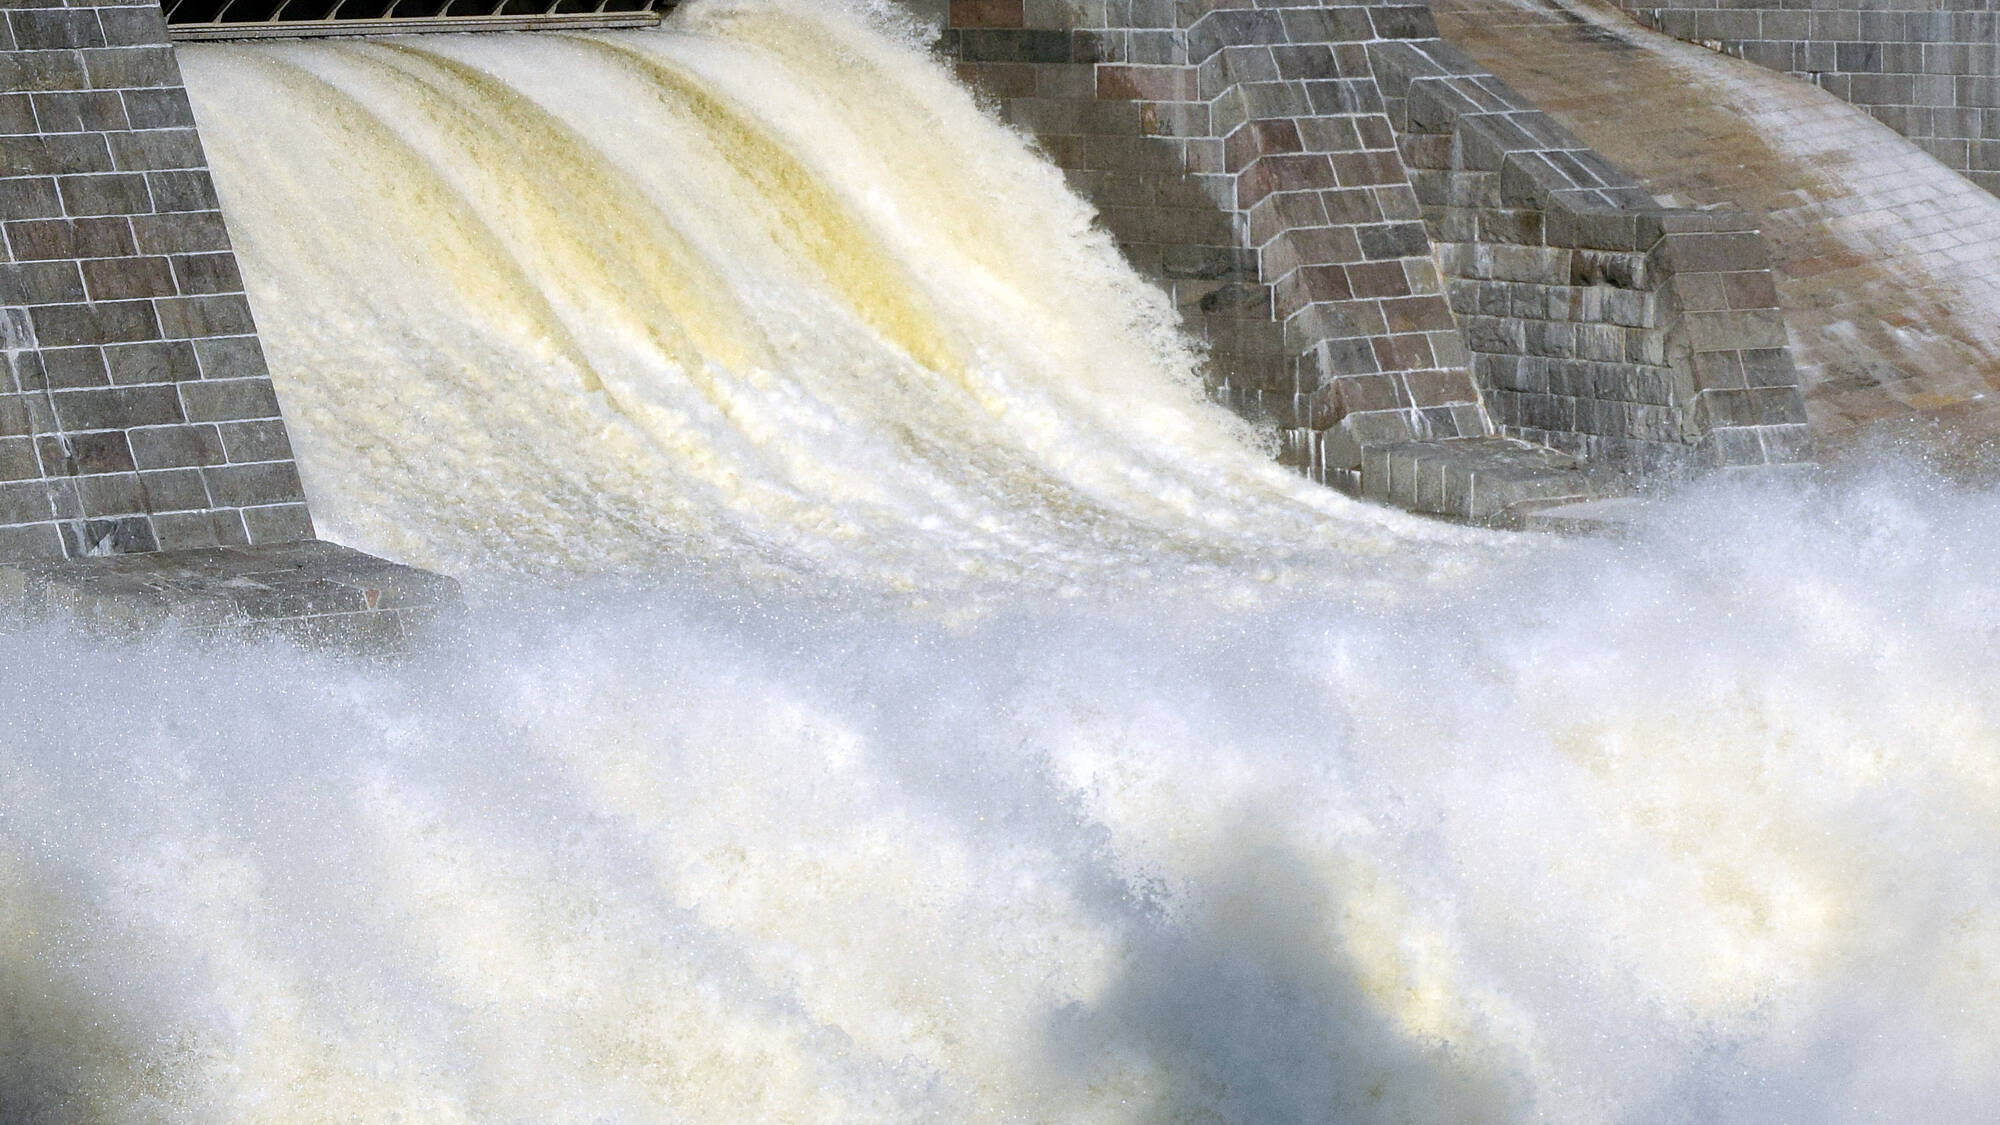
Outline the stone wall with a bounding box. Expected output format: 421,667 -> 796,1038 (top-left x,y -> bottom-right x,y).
943,0 -> 1810,504
1376,37 -> 1811,473
946,0 -> 1488,485
1611,0 -> 2000,197
0,0 -> 310,562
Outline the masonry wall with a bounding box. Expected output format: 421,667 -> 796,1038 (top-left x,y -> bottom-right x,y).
946,0 -> 1488,484
0,0 -> 309,562
944,0 -> 1810,487
1376,36 -> 1811,472
1612,0 -> 2000,197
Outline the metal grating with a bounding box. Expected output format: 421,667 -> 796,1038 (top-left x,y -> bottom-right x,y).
164,0 -> 673,40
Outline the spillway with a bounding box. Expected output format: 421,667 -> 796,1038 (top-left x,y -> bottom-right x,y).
4,2 -> 2000,1121
173,0 -> 1474,594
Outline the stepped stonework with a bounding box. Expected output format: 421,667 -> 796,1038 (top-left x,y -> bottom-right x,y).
1430,0 -> 2000,469
0,0 -> 455,642
1609,0 -> 2000,199
941,0 -> 1811,517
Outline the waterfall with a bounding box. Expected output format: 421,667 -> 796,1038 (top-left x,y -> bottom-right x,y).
1,2 -> 1997,1121
174,0 -> 1469,593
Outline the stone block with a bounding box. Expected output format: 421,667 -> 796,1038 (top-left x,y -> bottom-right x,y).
0,260 -> 86,305
30,300 -> 160,348
57,171 -> 150,216
127,423 -> 225,470
0,177 -> 63,221
120,86 -> 195,129
107,126 -> 203,172
178,378 -> 282,424
145,168 -> 220,213
134,467 -> 209,513
203,461 -> 305,509
53,384 -> 182,431
104,339 -> 200,385
192,335 -> 268,381
6,216 -> 137,260
154,293 -> 257,339
80,254 -> 175,301
1680,308 -> 1788,352
130,210 -> 232,255
949,0 -> 1025,29
957,28 -> 1073,64
240,502 -> 313,544
217,419 -> 295,464
0,438 -> 42,483
1690,385 -> 1808,430
30,89 -> 128,133
96,4 -> 170,48
49,429 -> 134,476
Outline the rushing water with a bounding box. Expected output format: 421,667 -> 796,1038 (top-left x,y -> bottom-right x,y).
2,2 -> 1997,1121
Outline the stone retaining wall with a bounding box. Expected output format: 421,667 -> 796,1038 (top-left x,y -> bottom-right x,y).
946,0 -> 1488,485
1376,37 -> 1811,472
1610,0 -> 2000,197
1,0 -> 311,562
944,0 -> 1811,501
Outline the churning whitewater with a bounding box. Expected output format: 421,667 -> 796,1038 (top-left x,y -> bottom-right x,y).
4,2 -> 1999,1122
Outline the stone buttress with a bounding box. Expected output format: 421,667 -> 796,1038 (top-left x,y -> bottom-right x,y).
943,0 -> 1814,522
0,0 -> 455,644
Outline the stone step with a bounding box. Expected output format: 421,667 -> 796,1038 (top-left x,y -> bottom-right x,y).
0,540 -> 461,652
1515,496 -> 1652,535
1360,435 -> 1630,526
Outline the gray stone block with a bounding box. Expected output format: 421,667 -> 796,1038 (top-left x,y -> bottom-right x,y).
127,423 -> 225,470
202,461 -> 304,509
240,502 -> 313,543
0,541 -> 461,653
79,254 -> 175,301
52,384 -> 182,431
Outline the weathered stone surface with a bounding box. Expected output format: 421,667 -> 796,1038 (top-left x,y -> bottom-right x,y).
1608,0 -> 2000,199
1373,33 -> 1810,475
944,0 -> 1490,488
0,540 -> 462,652
940,0 -> 1814,514
1434,0 -> 2000,471
1360,435 -> 1628,525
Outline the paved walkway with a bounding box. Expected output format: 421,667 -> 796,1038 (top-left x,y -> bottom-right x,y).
1430,0 -> 2000,471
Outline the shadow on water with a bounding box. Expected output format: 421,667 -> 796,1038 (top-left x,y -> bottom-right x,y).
1041,833 -> 1526,1125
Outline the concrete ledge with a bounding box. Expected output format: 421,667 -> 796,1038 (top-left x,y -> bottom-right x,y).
1361,435 -> 1628,525
0,540 -> 461,652
1516,495 -> 1651,535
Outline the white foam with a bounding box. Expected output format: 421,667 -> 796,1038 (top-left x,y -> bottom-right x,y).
4,4 -> 1996,1122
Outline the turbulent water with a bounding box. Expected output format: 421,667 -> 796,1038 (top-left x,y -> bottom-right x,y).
3,2 -> 1998,1121
171,0 -> 1472,594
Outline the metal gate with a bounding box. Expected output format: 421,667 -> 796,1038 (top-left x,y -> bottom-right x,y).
164,0 -> 674,40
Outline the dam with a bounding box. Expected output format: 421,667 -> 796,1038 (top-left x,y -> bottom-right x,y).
4,1 -> 2000,1121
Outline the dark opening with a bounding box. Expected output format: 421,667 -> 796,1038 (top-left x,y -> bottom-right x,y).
164,0 -> 670,38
